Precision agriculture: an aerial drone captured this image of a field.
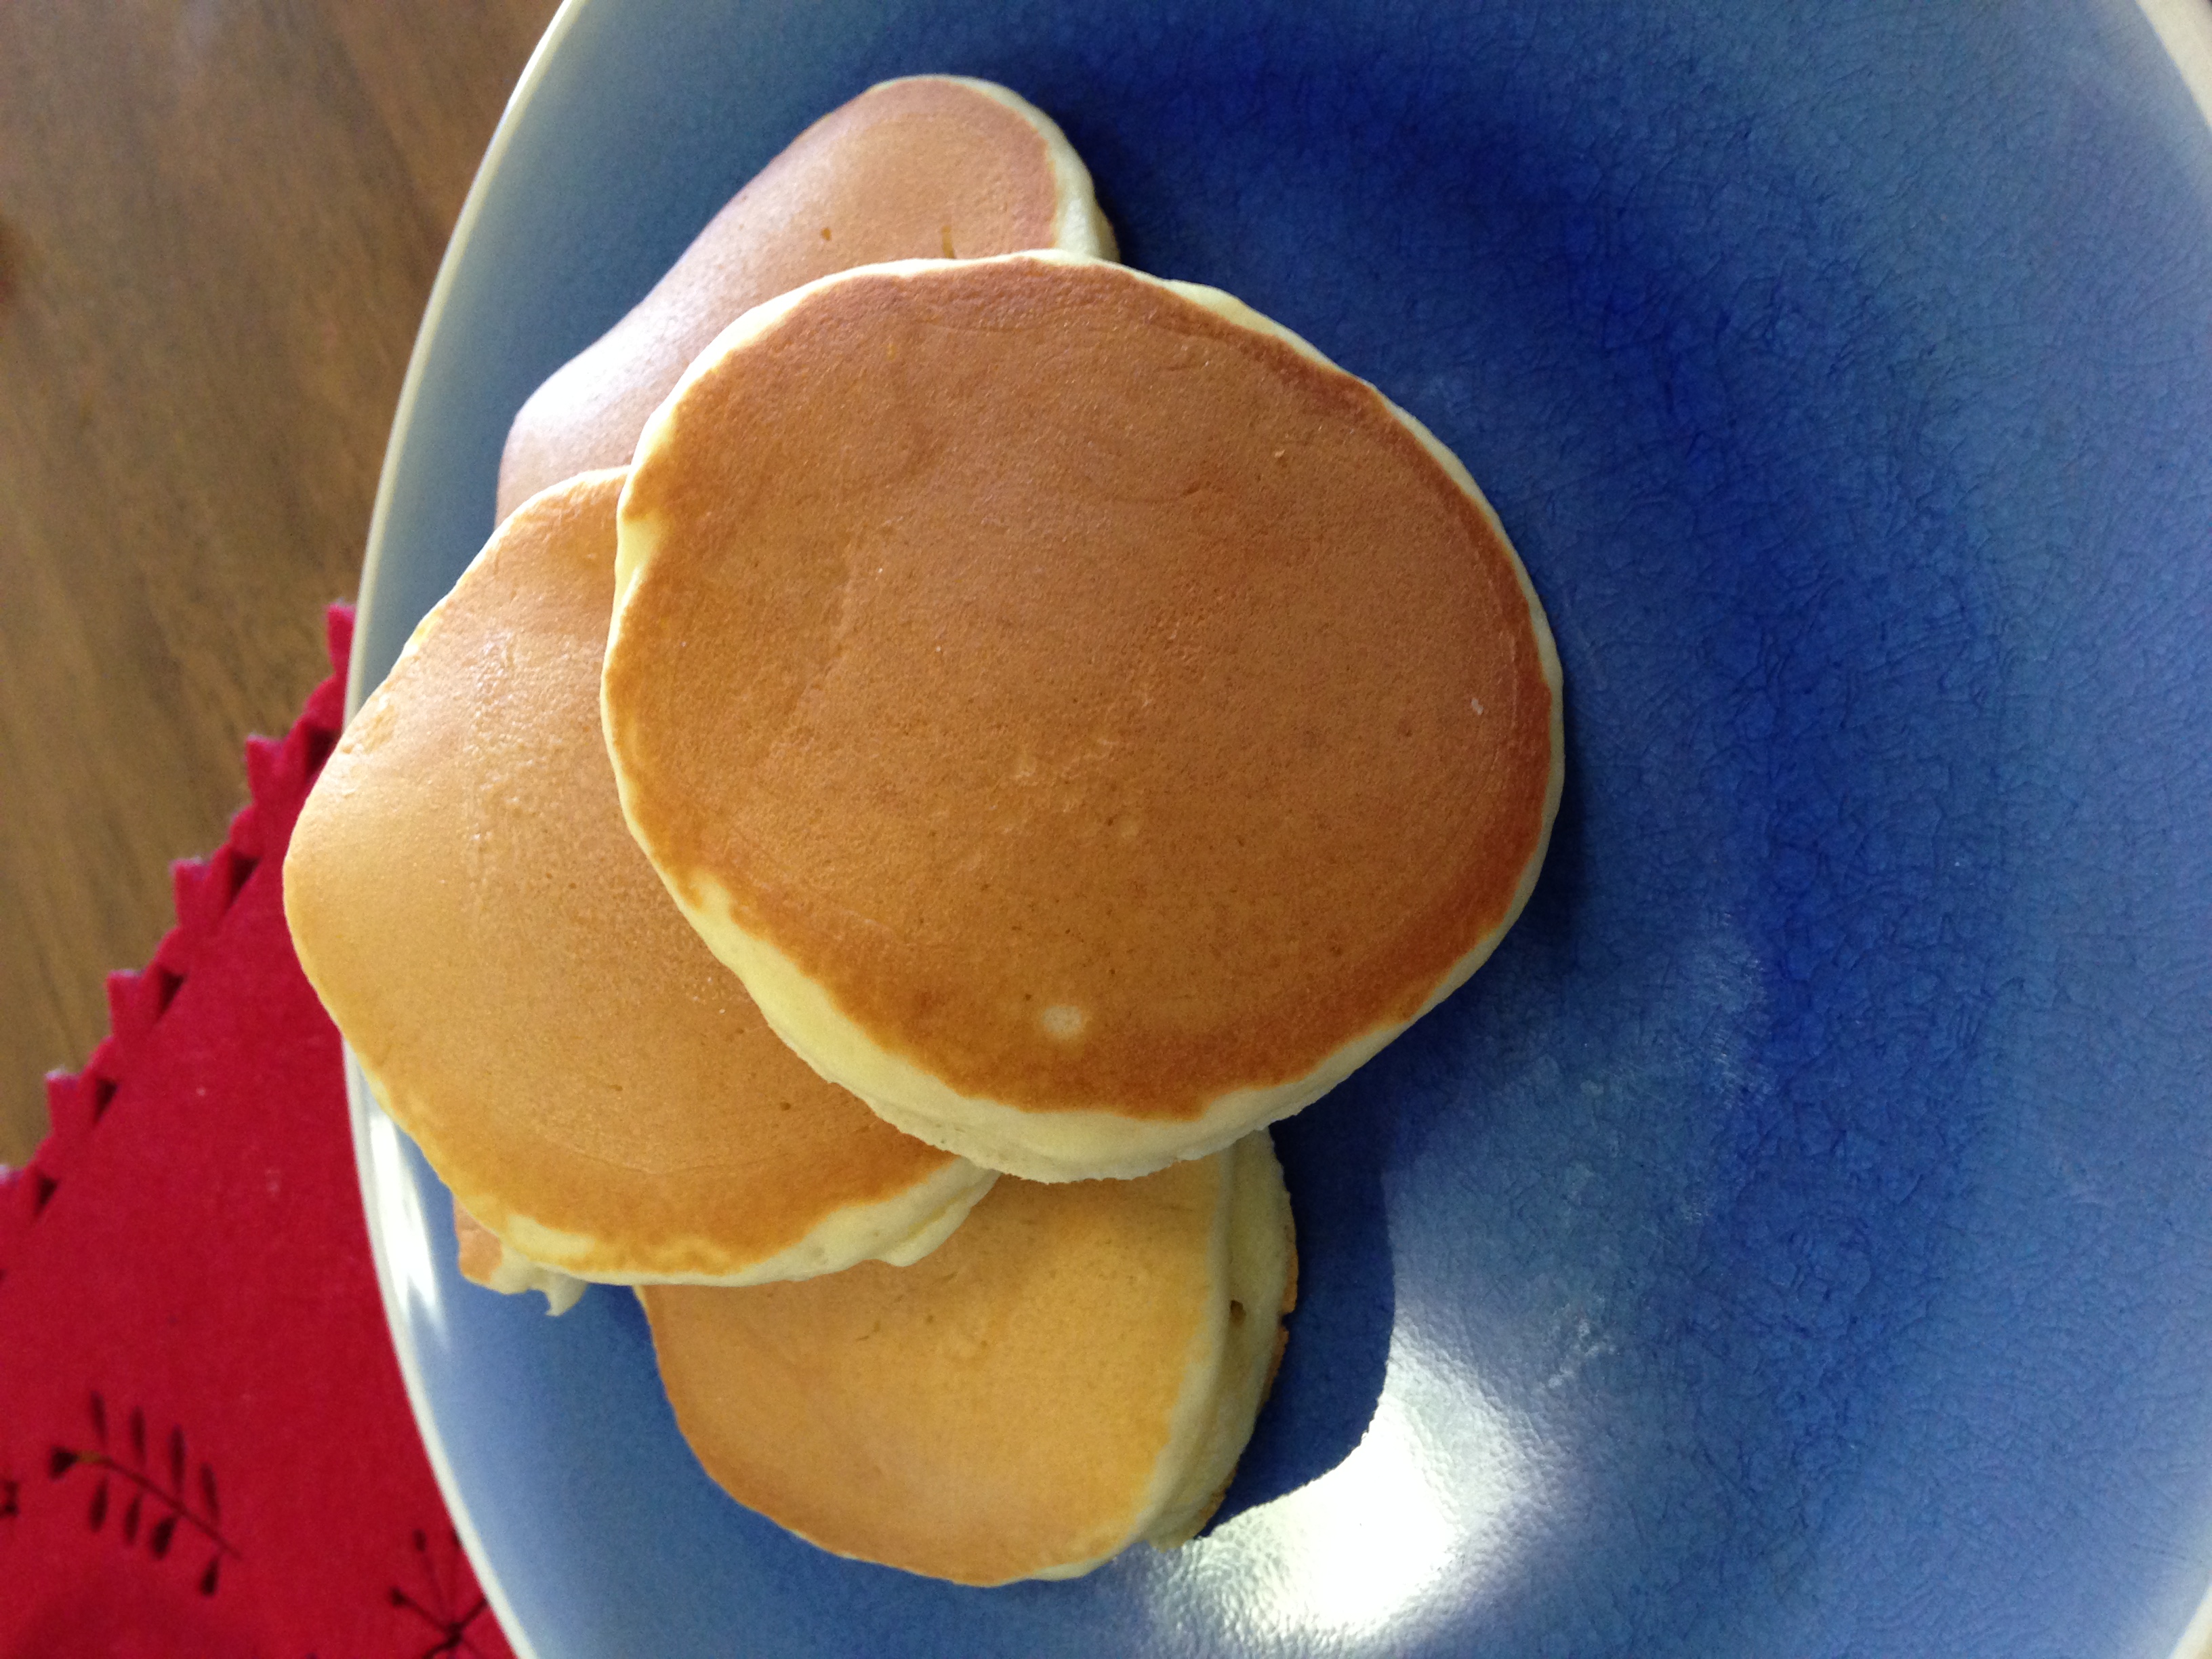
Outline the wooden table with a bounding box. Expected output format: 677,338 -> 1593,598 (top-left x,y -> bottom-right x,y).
0,0 -> 562,1165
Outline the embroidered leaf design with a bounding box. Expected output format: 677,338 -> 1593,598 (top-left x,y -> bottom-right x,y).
46,1400 -> 239,1587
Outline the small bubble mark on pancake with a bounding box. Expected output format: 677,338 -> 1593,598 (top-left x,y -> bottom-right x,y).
1039,1004 -> 1088,1041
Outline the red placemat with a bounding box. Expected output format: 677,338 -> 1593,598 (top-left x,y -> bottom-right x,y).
0,607 -> 514,1659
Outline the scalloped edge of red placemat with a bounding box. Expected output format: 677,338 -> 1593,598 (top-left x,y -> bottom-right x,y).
0,605 -> 354,1284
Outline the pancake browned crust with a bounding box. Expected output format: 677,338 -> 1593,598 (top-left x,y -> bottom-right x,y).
604,252 -> 1563,1181
453,1200 -> 583,1314
641,1132 -> 1295,1586
283,471 -> 994,1286
496,75 -> 1113,521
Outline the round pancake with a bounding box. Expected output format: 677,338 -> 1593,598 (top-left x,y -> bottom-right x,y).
641,1130 -> 1294,1586
496,75 -> 1113,521
603,252 -> 1564,1181
283,471 -> 994,1285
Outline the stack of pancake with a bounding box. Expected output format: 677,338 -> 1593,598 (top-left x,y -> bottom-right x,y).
285,75 -> 1561,1587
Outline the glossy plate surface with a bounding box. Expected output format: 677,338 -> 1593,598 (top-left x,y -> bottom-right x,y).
350,2 -> 2212,1654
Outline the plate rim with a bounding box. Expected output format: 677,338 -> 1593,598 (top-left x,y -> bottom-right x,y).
346,3 -> 594,1655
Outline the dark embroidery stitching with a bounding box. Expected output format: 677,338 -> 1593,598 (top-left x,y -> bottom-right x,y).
1,611 -> 426,1650
47,1389 -> 236,1595
388,1526 -> 495,1658
0,1434 -> 19,1543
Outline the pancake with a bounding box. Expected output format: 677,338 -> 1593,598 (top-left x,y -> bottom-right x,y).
641,1130 -> 1295,1586
602,252 -> 1563,1181
283,471 -> 996,1286
496,75 -> 1113,521
453,1201 -> 583,1315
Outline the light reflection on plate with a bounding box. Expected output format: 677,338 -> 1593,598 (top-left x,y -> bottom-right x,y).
362,1095 -> 447,1345
1187,1332 -> 1544,1645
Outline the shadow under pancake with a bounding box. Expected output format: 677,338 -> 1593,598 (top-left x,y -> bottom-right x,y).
1206,1069 -> 1395,1525
1210,740 -> 1576,1529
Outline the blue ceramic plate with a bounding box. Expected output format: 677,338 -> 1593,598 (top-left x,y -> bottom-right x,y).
348,2 -> 2212,1654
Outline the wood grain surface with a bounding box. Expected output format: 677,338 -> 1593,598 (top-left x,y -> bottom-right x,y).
0,0 -> 562,1166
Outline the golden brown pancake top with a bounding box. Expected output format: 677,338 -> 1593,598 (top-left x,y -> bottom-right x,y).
609,258 -> 1557,1123
285,474 -> 956,1276
497,77 -> 1078,520
642,1156 -> 1224,1586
